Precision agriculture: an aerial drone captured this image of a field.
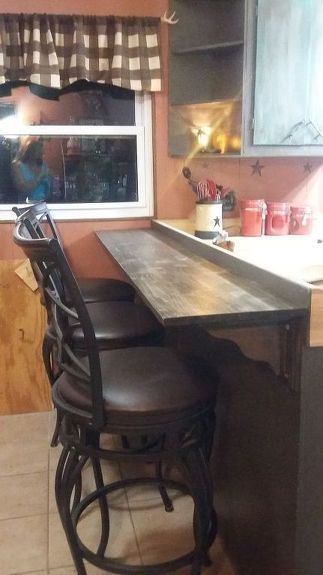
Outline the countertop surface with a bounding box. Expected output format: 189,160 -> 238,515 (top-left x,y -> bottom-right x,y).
97,226 -> 308,328
157,219 -> 323,286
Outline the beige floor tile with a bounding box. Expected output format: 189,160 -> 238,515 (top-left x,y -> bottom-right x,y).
85,562 -> 120,575
48,512 -> 74,570
131,486 -> 237,575
100,433 -> 120,450
48,457 -> 123,515
0,442 -> 49,476
85,565 -> 113,575
130,493 -> 195,566
0,410 -> 237,575
49,444 -> 63,471
0,412 -> 51,445
0,471 -> 48,520
48,408 -> 59,437
49,546 -> 237,575
120,459 -> 186,503
48,470 -> 57,515
49,543 -> 237,575
49,568 -> 76,575
49,563 -> 115,574
49,491 -> 140,571
120,459 -> 168,503
174,537 -> 238,575
0,514 -> 47,575
77,501 -> 141,566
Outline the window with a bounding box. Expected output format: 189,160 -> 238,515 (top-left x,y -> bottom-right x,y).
0,86 -> 153,220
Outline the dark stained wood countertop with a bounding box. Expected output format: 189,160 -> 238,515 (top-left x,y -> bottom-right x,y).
96,228 -> 308,328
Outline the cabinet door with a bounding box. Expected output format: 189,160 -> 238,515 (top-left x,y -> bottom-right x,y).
253,0 -> 323,149
253,0 -> 309,146
306,0 -> 323,146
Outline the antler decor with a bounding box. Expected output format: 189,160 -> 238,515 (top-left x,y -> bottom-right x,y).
161,10 -> 179,25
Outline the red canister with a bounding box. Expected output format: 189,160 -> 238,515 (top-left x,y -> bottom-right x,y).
239,199 -> 266,236
289,206 -> 313,235
265,201 -> 290,235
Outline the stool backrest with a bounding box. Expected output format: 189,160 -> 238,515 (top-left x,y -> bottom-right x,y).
12,202 -> 63,247
14,205 -> 65,317
13,216 -> 104,429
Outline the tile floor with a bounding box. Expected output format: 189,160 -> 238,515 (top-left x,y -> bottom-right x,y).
0,410 -> 237,575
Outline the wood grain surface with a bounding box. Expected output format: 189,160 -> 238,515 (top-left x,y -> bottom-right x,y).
153,219 -> 310,308
97,229 -> 307,327
309,286 -> 323,346
0,260 -> 51,415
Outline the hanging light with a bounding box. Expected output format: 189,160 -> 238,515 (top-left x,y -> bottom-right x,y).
191,126 -> 212,151
197,128 -> 209,149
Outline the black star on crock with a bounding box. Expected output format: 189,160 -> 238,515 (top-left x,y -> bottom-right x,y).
251,160 -> 265,176
213,217 -> 221,229
303,161 -> 313,174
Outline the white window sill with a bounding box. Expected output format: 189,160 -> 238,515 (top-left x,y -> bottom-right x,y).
1,202 -> 153,222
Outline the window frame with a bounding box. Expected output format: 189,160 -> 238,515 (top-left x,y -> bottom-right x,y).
0,92 -> 154,221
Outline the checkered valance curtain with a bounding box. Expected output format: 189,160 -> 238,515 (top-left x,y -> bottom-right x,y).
0,13 -> 162,92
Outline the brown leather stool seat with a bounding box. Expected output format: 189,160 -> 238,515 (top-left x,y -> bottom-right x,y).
76,276 -> 135,303
54,346 -> 215,427
70,301 -> 163,351
42,300 -> 163,389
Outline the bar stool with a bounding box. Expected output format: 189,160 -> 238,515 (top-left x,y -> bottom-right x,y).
12,202 -> 136,303
14,208 -> 163,445
14,223 -> 218,575
14,205 -> 163,364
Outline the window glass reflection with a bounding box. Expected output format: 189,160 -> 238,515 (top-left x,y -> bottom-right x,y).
0,135 -> 138,204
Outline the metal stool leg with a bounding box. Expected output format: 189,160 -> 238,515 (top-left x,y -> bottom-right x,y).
55,446 -> 88,575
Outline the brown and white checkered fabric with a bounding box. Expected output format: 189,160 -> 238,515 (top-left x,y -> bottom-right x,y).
0,13 -> 162,92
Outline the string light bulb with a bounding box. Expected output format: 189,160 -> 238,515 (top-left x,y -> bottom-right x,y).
192,126 -> 212,150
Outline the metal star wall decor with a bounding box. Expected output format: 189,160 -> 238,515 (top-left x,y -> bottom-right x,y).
251,160 -> 265,176
303,161 -> 313,174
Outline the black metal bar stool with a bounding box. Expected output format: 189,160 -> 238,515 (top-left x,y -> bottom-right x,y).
14,223 -> 218,575
13,202 -> 136,303
14,207 -> 163,446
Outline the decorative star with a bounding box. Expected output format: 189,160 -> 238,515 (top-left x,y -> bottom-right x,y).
213,217 -> 221,229
251,160 -> 265,176
304,161 -> 313,174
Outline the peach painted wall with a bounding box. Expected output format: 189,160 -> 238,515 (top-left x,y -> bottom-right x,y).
2,0 -> 323,276
175,156 -> 323,222
2,220 -> 151,278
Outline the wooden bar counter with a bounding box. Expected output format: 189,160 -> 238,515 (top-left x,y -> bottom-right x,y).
97,223 -> 323,575
96,227 -> 308,327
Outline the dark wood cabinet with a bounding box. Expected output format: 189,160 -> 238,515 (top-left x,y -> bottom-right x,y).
168,0 -> 245,156
169,0 -> 323,157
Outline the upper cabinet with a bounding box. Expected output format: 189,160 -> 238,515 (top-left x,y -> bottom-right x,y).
243,0 -> 323,155
169,0 -> 323,157
169,0 -> 245,106
168,0 -> 245,156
